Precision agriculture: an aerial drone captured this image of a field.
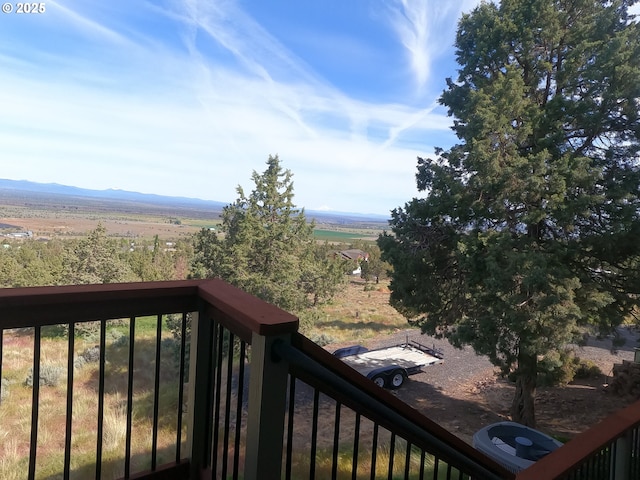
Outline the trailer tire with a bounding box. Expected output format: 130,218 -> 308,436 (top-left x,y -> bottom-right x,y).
372,375 -> 386,388
390,371 -> 405,389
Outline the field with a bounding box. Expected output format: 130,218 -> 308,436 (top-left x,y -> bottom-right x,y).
307,279 -> 408,344
0,191 -> 385,242
0,199 -> 218,241
313,228 -> 380,243
0,213 -> 384,244
0,318 -> 185,480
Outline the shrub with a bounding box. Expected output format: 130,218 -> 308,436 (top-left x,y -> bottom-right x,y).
574,359 -> 602,379
80,345 -> 101,363
308,333 -> 335,347
298,309 -> 322,335
74,356 -> 87,370
165,313 -> 191,371
537,351 -> 603,387
41,319 -> 129,342
25,363 -> 65,387
363,283 -> 376,292
110,330 -> 128,347
0,378 -> 8,403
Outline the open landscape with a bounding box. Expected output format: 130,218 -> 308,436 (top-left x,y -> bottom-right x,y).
4,1 -> 639,477
1,181 -> 639,477
0,181 -> 386,243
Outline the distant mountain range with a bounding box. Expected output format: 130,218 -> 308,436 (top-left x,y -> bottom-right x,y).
0,178 -> 228,210
0,179 -> 389,224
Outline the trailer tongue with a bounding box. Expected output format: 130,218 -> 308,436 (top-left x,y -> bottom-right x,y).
333,339 -> 444,389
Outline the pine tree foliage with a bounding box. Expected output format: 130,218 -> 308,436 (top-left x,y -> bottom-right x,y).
0,239 -> 64,287
191,155 -> 344,313
63,223 -> 135,285
0,227 -> 192,287
379,0 -> 640,426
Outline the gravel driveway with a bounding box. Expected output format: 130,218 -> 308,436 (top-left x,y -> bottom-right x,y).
367,326 -> 638,392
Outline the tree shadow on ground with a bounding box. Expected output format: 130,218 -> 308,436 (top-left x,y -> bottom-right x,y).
579,326 -> 639,354
32,331 -> 188,480
289,373 -> 508,448
317,319 -> 398,333
40,445 -> 188,480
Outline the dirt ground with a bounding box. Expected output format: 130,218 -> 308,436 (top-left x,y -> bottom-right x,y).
0,215 -> 200,240
324,280 -> 639,446
395,368 -> 636,445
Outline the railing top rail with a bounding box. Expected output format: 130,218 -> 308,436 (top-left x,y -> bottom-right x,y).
0,280 -> 205,328
0,280 -> 299,340
0,280 -> 204,302
515,398 -> 640,480
198,279 -> 298,342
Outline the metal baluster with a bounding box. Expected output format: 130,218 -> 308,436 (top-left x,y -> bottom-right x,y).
96,320 -> 107,480
370,423 -> 379,480
212,323 -> 224,472
176,313 -> 187,463
221,332 -> 235,478
151,315 -> 162,470
28,326 -> 41,480
232,340 -> 246,480
331,401 -> 341,479
310,388 -> 320,479
125,317 -> 136,478
63,322 -> 75,479
404,441 -> 412,479
285,374 -> 296,480
388,432 -> 396,478
352,413 -> 361,480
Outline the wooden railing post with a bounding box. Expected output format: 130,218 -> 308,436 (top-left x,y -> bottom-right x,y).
612,431 -> 632,480
185,308 -> 216,479
244,332 -> 291,480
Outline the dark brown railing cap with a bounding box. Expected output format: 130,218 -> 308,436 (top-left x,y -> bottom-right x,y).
198,279 -> 299,338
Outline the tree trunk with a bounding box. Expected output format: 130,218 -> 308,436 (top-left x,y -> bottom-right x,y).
510,352 -> 537,427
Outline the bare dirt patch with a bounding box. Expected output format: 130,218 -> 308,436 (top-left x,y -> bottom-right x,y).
1,216 -> 200,240
397,370 -> 635,445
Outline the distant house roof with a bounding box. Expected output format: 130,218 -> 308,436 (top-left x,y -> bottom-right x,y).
338,249 -> 369,262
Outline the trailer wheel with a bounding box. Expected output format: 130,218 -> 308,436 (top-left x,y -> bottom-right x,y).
390,371 -> 405,389
372,375 -> 385,388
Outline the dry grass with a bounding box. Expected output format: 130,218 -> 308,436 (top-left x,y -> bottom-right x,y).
0,321 -> 185,479
286,408 -> 446,480
0,280 -> 409,478
0,215 -> 201,241
308,279 -> 410,345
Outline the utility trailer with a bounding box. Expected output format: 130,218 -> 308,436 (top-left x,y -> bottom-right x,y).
333,339 -> 444,389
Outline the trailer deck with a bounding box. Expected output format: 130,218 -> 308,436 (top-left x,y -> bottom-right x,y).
334,339 -> 444,389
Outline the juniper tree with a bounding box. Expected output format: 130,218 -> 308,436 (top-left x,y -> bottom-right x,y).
192,155 -> 344,314
63,223 -> 134,285
379,0 -> 640,426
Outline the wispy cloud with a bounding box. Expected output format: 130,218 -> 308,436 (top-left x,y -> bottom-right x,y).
386,0 -> 430,89
1,0 -> 465,214
383,0 -> 481,92
47,1 -> 131,46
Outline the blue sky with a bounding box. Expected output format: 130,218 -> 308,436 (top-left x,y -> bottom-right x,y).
2,1 -> 490,215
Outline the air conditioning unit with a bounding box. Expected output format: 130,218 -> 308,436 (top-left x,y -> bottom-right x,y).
473,421 -> 563,473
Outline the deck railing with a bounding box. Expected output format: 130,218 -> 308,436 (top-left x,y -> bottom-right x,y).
0,280 -> 203,480
514,400 -> 640,480
1,279 -> 639,479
